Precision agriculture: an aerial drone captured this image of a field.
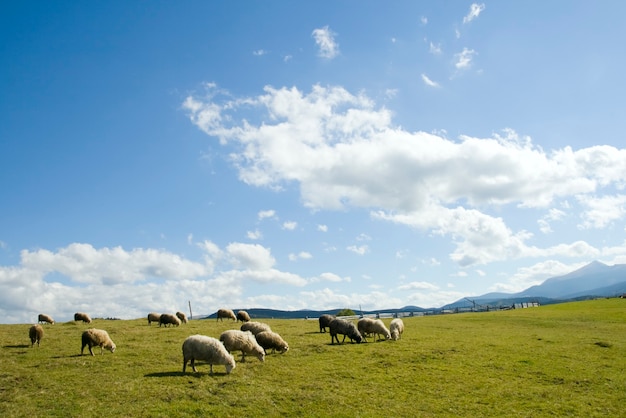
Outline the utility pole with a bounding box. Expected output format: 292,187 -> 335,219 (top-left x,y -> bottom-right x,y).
188,301 -> 193,320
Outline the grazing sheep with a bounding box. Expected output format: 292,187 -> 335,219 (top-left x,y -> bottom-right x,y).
318,314 -> 335,333
240,321 -> 271,336
255,331 -> 289,354
29,324 -> 44,347
329,318 -> 362,344
74,312 -> 92,323
182,335 -> 236,375
38,313 -> 54,325
81,328 -> 116,356
216,308 -> 237,322
219,330 -> 265,362
147,312 -> 161,325
390,318 -> 404,341
159,313 -> 181,327
176,311 -> 188,324
357,317 -> 391,342
236,310 -> 251,322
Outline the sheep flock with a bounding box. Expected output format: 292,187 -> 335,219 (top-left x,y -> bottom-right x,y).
18,308 -> 407,378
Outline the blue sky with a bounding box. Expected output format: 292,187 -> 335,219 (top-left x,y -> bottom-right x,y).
2,2 -> 626,323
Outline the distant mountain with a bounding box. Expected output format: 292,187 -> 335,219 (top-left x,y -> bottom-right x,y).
444,261 -> 626,309
197,306 -> 427,320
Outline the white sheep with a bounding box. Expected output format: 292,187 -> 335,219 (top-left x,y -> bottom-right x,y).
254,331 -> 289,354
182,334 -> 236,375
240,321 -> 271,335
357,317 -> 391,342
219,329 -> 265,362
38,313 -> 54,325
390,318 -> 404,341
147,312 -> 161,325
81,328 -> 116,356
74,312 -> 92,323
236,310 -> 250,322
176,311 -> 188,324
329,318 -> 363,344
159,313 -> 181,327
29,324 -> 44,347
216,308 -> 237,321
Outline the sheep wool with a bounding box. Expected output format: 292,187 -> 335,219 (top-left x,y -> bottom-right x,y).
236,310 -> 250,322
29,324 -> 44,347
147,312 -> 161,325
358,318 -> 391,342
219,330 -> 265,362
81,328 -> 116,356
240,321 -> 271,336
182,335 -> 236,375
216,308 -> 237,322
38,313 -> 54,325
318,314 -> 335,333
254,331 -> 289,354
159,313 -> 181,327
74,312 -> 92,323
176,311 -> 188,324
329,318 -> 363,344
390,318 -> 405,341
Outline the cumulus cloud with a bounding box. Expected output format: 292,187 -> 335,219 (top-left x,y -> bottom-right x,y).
282,221 -> 298,230
0,240 -> 310,323
183,83 -> 626,267
312,26 -> 339,59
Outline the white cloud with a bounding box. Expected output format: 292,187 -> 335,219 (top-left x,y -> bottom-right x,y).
258,209 -> 276,220
184,84 -> 626,267
421,73 -> 440,88
312,26 -> 339,59
317,224 -> 328,232
288,251 -> 312,261
282,221 -> 297,230
429,41 -> 442,55
577,194 -> 626,229
463,3 -> 486,24
247,229 -> 263,240
421,16 -> 428,25
397,281 -> 439,291
455,48 -> 476,69
253,49 -> 268,56
347,245 -> 369,255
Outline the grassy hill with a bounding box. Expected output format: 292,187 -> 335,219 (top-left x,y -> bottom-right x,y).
1,298 -> 625,416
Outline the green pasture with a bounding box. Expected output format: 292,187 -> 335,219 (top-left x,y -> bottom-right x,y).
1,298 -> 625,417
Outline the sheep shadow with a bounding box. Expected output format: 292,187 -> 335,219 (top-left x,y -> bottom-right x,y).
4,344 -> 31,349
145,371 -> 230,378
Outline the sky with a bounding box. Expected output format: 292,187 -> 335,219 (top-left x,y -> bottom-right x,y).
2,1 -> 626,324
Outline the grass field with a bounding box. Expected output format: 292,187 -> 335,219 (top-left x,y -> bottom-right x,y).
1,298 -> 625,417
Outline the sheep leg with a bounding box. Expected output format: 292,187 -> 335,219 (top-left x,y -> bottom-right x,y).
341,334 -> 347,343
190,358 -> 198,373
209,364 -> 214,375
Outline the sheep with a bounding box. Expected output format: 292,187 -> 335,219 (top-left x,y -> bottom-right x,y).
219,329 -> 265,362
74,312 -> 92,323
329,318 -> 362,344
176,311 -> 188,324
240,321 -> 271,336
318,314 -> 335,333
255,331 -> 289,354
216,308 -> 237,322
236,310 -> 251,322
81,328 -> 116,356
159,313 -> 181,327
182,334 -> 236,375
29,324 -> 44,347
147,312 -> 161,325
38,313 -> 54,325
390,318 -> 405,341
357,317 -> 391,342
